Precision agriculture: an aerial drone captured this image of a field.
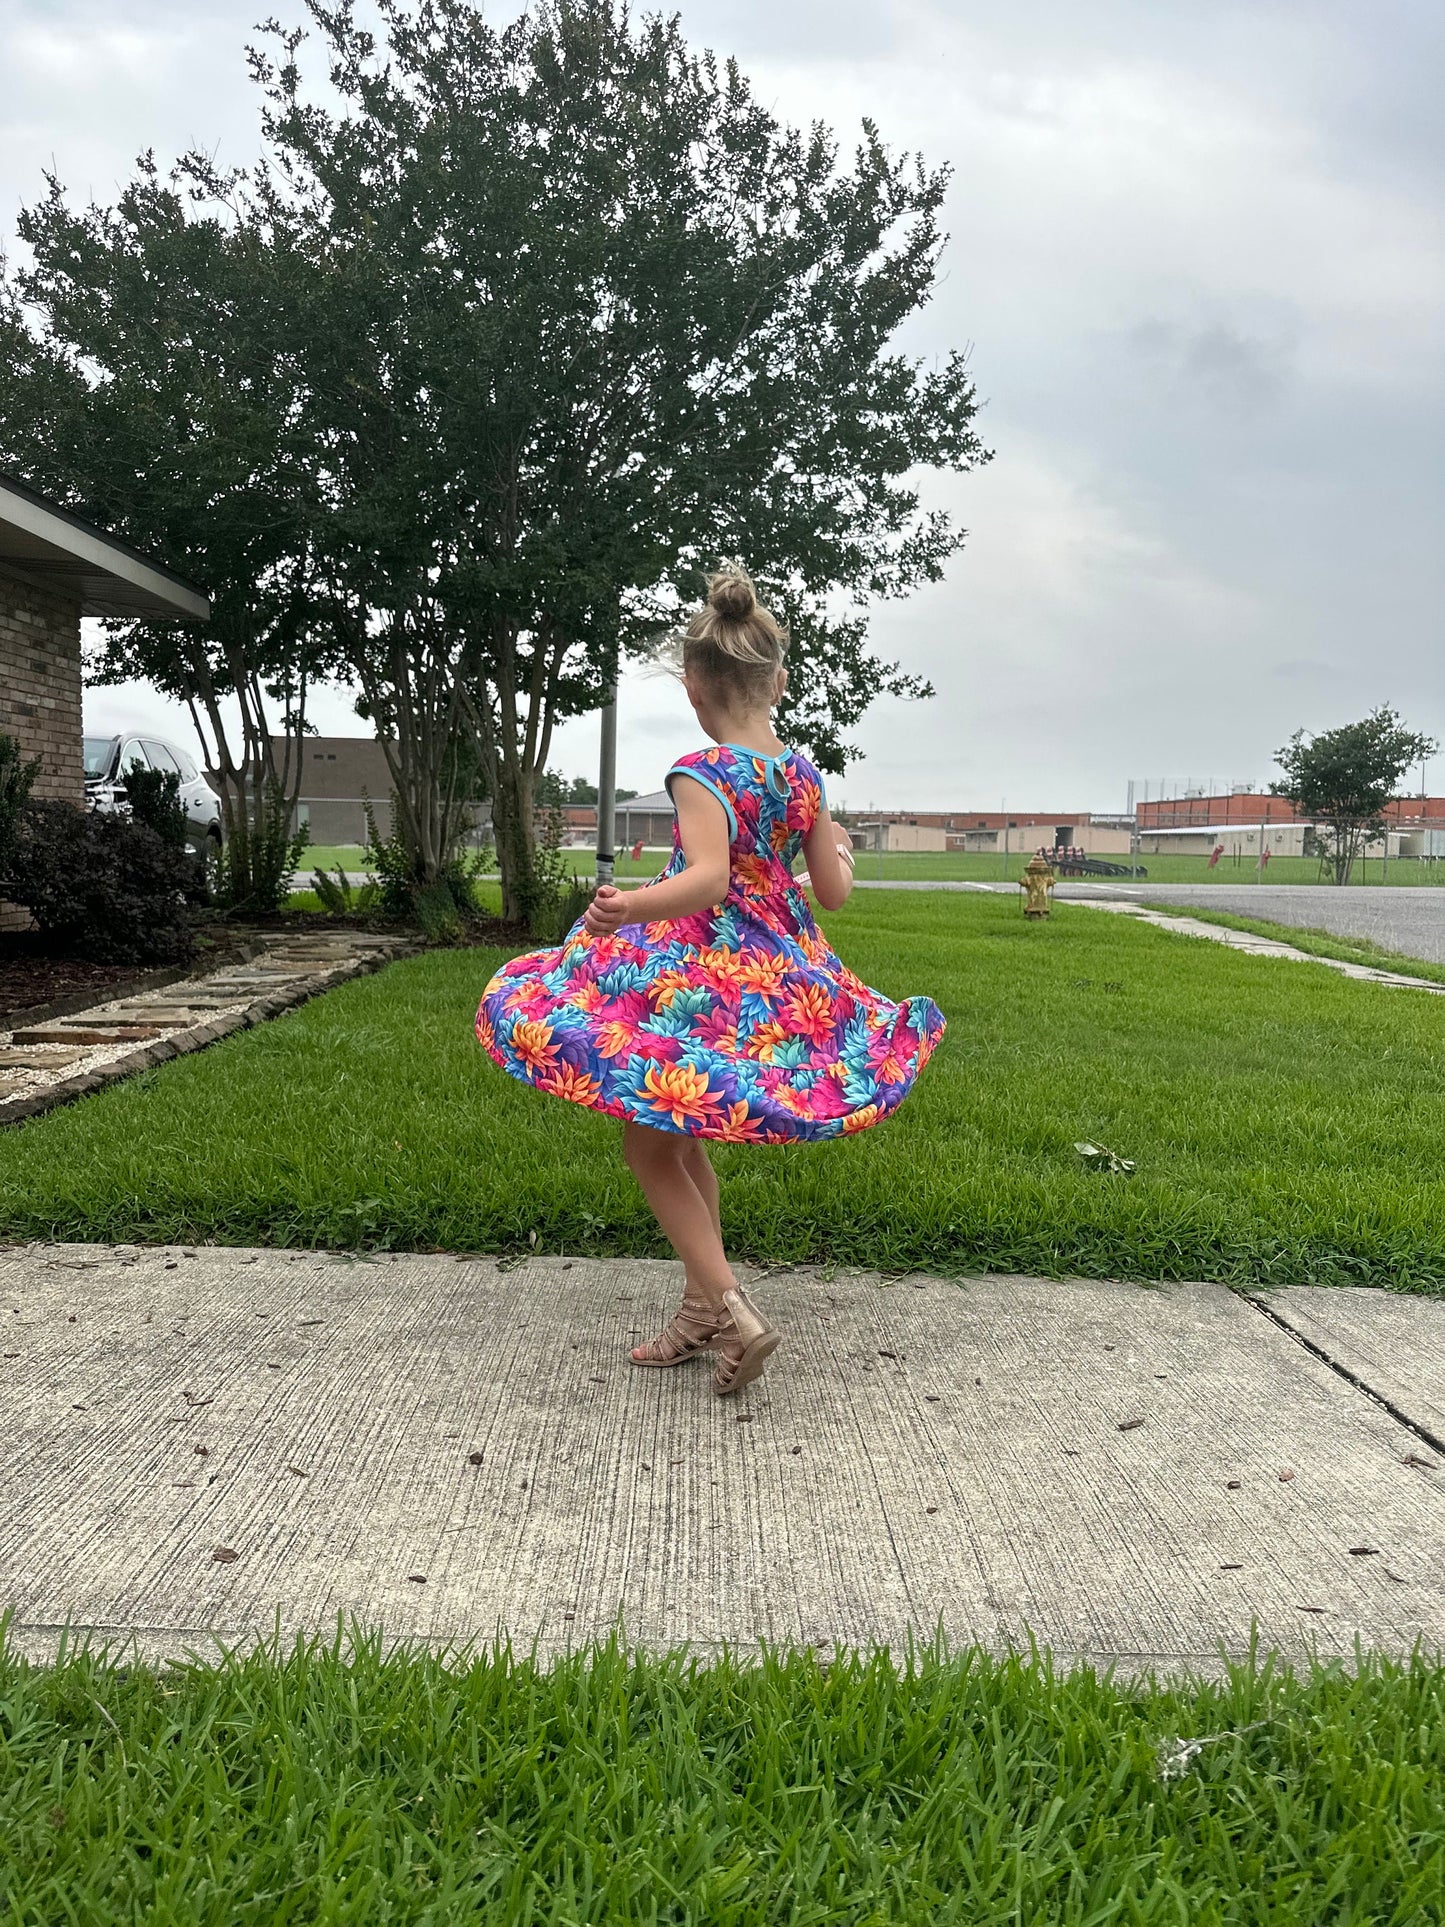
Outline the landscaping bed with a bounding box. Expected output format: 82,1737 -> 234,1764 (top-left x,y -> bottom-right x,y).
0,910 -> 520,1029
3,892 -> 1444,1290
1,1635 -> 1438,1925
0,930 -> 253,1030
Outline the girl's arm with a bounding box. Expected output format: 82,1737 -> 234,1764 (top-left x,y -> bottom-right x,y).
802,806 -> 855,911
583,776 -> 730,935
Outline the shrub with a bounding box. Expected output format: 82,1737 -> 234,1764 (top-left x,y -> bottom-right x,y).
360,793 -> 490,927
521,802 -> 585,940
360,793 -> 418,918
6,799 -> 197,963
0,732 -> 42,885
120,763 -> 187,846
120,764 -> 208,904
310,866 -> 381,915
210,782 -> 309,915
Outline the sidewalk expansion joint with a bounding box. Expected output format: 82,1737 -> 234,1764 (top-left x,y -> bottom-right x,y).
1245,1290 -> 1445,1459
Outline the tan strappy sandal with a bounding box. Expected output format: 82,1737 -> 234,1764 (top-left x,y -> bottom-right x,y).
712,1285 -> 780,1397
629,1296 -> 721,1368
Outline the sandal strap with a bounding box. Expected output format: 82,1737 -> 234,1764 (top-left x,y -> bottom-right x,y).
637,1299 -> 719,1364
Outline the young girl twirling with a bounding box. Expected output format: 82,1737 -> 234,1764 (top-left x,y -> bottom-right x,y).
476,569 -> 945,1395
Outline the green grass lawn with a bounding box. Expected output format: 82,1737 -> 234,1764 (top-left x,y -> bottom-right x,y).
2,1634 -> 1439,1925
4,892 -> 1444,1290
295,844 -> 1445,888
299,844 -> 370,873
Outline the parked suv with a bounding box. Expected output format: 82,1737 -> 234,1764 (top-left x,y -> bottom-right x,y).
84,734 -> 222,852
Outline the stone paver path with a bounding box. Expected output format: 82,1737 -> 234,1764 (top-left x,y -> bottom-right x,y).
0,930 -> 413,1122
1,1245 -> 1439,1673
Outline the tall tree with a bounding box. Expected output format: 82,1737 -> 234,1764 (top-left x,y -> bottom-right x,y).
1272,707 -> 1437,884
252,0 -> 991,917
3,0 -> 993,923
0,163 -> 323,910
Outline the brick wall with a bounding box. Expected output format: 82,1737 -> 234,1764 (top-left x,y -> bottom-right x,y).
1,568 -> 84,931
0,567 -> 84,803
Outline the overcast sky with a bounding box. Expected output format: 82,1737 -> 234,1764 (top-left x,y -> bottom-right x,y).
5,0 -> 1442,811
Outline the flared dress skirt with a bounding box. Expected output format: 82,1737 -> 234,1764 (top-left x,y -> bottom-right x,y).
475,743 -> 945,1143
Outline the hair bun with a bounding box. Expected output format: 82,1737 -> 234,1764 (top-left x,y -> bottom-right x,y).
707,569 -> 757,623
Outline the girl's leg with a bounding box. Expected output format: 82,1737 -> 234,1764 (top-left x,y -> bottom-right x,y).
680,1137 -> 723,1251
622,1120 -> 780,1391
622,1120 -> 734,1312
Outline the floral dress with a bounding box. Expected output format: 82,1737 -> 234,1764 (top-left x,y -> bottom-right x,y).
475,744 -> 945,1142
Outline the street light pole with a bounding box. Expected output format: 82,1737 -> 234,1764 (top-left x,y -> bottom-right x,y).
595,682 -> 617,889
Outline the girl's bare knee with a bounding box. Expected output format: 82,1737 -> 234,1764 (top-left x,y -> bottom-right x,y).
623,1120 -> 679,1173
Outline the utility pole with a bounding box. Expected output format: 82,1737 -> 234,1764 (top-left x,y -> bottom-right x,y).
595,683 -> 617,889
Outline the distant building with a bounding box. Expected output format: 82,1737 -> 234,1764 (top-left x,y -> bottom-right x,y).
294,737 -> 400,845
848,810 -> 1132,856
1134,787 -> 1445,859
614,789 -> 677,847
1135,788 -> 1445,832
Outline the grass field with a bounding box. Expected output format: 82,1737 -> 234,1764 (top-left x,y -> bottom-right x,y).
2,1633 -> 1439,1925
296,843 -> 1445,889
4,892 -> 1444,1290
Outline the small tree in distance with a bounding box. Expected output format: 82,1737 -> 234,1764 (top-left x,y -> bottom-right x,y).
1271,707 -> 1437,885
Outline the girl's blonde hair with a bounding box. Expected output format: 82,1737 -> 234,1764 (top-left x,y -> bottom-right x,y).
679,566 -> 787,708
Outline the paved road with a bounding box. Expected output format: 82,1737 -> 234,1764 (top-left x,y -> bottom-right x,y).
1,1245 -> 1440,1674
851,878 -> 1445,965
1060,882 -> 1445,962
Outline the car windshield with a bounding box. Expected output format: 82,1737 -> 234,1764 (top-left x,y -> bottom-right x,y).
83,736 -> 120,779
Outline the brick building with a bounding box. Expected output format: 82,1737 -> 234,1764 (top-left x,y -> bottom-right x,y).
0,472 -> 208,810
1134,787 -> 1445,858
1135,788 -> 1445,832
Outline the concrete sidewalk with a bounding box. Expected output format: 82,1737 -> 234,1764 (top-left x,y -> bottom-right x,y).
0,1244 -> 1440,1674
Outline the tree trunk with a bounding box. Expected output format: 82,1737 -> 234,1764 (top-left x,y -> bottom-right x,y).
493,754 -> 538,924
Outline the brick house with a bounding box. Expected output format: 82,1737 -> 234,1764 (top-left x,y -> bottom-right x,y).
0,471 -> 209,806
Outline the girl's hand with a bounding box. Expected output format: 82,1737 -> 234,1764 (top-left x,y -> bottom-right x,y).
584,884 -> 633,937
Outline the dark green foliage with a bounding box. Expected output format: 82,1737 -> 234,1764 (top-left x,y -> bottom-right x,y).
118,764 -> 188,850
359,796 -> 491,932
0,1632 -> 1439,1924
359,794 -> 420,920
520,803 -> 584,940
1272,706 -> 1438,885
412,881 -> 463,943
0,166 -> 323,889
0,731 -> 42,883
2,1 -> 989,924
119,766 -> 208,905
310,866 -> 381,916
538,771 -> 637,807
208,783 -> 308,916
5,892 -> 1445,1290
4,799 -> 196,963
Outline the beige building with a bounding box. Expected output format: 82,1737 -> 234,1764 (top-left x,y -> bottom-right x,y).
294,737 -> 403,845
1137,822 -> 1409,859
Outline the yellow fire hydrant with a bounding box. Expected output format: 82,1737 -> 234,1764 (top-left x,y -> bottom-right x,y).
1020,852 -> 1055,919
